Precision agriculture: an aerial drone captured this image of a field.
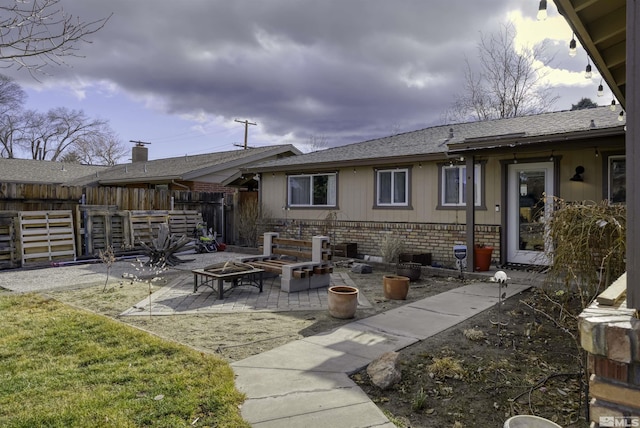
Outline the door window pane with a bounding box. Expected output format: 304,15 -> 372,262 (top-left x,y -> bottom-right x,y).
609,156 -> 626,203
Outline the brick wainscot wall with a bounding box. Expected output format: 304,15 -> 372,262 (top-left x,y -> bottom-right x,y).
261,219 -> 501,268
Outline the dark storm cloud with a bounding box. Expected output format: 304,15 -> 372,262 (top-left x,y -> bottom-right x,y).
19,0 -> 537,146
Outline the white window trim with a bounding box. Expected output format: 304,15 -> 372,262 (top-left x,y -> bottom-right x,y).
287,173 -> 337,207
376,168 -> 409,206
441,164 -> 481,207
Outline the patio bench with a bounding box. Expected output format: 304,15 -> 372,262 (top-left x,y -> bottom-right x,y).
239,232 -> 333,292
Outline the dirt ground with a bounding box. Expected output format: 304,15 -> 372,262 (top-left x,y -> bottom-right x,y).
44,264 -> 587,428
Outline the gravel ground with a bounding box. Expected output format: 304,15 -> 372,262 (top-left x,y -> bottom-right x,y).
0,251 -> 245,293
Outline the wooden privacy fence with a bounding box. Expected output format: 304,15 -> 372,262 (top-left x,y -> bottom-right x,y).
0,209 -> 203,268
0,183 -> 228,267
0,182 -> 224,212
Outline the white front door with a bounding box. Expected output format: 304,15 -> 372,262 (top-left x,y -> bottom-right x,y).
507,162 -> 554,265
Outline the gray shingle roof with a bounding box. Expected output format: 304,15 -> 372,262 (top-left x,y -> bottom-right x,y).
64,145 -> 301,186
0,158 -> 107,184
250,106 -> 624,171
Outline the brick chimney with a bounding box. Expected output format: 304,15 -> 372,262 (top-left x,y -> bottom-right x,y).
131,141 -> 149,162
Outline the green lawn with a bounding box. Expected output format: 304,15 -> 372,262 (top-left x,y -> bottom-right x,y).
0,294 -> 250,428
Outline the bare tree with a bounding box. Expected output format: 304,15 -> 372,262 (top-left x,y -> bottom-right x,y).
0,0 -> 110,74
446,22 -> 559,122
0,74 -> 26,157
0,74 -> 26,114
62,128 -> 127,165
303,134 -> 329,153
0,111 -> 24,158
16,107 -> 120,162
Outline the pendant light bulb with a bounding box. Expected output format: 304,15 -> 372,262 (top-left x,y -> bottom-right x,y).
610,99 -> 616,111
537,0 -> 548,21
597,80 -> 604,97
584,63 -> 592,79
569,35 -> 577,57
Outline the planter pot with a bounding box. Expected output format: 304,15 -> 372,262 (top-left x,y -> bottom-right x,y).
399,252 -> 432,266
503,415 -> 562,428
396,262 -> 422,281
327,285 -> 359,319
474,246 -> 494,271
383,275 -> 410,300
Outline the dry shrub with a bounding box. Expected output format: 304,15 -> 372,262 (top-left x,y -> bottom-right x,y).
428,356 -> 466,380
463,328 -> 486,341
379,233 -> 404,264
546,198 -> 626,308
237,198 -> 272,247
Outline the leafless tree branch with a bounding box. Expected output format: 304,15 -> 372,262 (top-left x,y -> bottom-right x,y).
0,0 -> 110,75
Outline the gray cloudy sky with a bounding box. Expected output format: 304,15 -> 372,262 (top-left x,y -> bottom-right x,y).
6,0 -> 600,158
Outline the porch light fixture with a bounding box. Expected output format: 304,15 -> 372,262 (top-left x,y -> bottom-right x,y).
619,111 -> 625,122
570,166 -> 585,182
513,154 -> 518,164
549,150 -> 554,162
597,80 -> 604,97
595,147 -> 599,158
610,99 -> 616,111
584,59 -> 592,79
569,34 -> 577,57
537,0 -> 548,21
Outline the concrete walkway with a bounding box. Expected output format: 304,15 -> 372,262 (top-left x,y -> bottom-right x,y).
230,280 -> 530,427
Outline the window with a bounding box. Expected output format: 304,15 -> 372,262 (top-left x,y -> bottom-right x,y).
440,164 -> 481,207
288,173 -> 336,207
608,155 -> 626,203
376,169 -> 408,206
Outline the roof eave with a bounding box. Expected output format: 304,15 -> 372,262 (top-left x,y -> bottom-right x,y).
243,153 -> 447,173
447,126 -> 626,153
182,146 -> 302,180
98,175 -> 183,185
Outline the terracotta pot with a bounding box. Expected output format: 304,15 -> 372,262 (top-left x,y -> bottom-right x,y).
327,285 -> 358,319
383,275 -> 410,300
503,415 -> 562,428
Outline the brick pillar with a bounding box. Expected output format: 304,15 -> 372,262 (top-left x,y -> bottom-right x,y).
578,275 -> 640,426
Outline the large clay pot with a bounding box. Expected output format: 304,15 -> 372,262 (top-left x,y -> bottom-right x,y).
503,415 -> 562,428
383,275 -> 410,300
327,285 -> 359,319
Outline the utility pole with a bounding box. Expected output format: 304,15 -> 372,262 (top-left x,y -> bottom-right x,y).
234,119 -> 257,149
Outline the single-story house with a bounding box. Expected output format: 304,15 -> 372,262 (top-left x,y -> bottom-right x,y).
246,106 -> 625,269
0,158 -> 107,185
64,144 -> 301,193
